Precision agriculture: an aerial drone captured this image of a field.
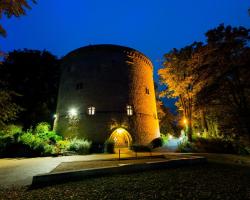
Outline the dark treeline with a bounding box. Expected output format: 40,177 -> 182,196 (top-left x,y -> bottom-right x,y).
0,49 -> 60,128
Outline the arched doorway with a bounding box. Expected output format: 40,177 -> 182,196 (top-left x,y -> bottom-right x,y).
109,128 -> 132,148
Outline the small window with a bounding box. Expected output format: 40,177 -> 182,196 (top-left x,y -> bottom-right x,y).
145,87 -> 150,95
87,106 -> 95,115
127,105 -> 133,116
76,82 -> 83,90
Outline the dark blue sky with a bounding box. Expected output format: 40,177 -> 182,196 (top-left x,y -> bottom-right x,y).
1,0 -> 249,66
1,0 -> 249,100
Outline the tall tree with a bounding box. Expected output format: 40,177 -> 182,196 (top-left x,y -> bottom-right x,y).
159,24 -> 250,142
197,25 -> 250,138
158,42 -> 203,141
0,49 -> 60,128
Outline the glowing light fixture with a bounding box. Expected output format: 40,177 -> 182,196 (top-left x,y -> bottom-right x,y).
68,108 -> 77,117
53,114 -> 57,118
183,118 -> 187,125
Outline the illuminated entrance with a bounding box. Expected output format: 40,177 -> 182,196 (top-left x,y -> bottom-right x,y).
109,128 -> 132,148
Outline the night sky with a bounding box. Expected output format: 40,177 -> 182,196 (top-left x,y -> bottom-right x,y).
1,0 -> 249,107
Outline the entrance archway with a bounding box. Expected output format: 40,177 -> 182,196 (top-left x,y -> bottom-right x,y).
109,128 -> 132,148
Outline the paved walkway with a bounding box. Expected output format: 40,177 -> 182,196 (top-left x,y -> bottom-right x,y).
2,151 -> 248,188
0,152 -> 155,188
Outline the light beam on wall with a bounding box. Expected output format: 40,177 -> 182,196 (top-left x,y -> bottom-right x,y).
68,108 -> 77,117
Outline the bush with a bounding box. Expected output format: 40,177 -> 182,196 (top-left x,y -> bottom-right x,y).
130,144 -> 151,152
104,140 -> 115,154
56,140 -> 70,153
34,122 -> 50,134
194,138 -> 236,154
0,124 -> 22,136
37,131 -> 62,144
177,141 -> 196,153
68,137 -> 92,154
90,143 -> 104,153
177,137 -> 250,154
150,137 -> 163,149
0,122 -> 69,157
0,122 -> 93,157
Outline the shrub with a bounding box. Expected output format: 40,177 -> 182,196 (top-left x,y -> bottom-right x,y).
177,141 -> 196,153
150,137 -> 163,149
0,124 -> 22,136
104,140 -> 115,154
0,122 -> 92,157
19,132 -> 35,147
34,122 -> 50,134
90,143 -> 104,153
43,144 -> 55,156
177,138 -> 250,154
130,144 -> 151,152
68,137 -> 91,154
194,138 -> 236,153
56,140 -> 70,153
37,131 -> 62,144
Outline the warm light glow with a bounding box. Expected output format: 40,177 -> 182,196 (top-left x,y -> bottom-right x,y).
68,108 -> 77,117
109,128 -> 132,147
183,118 -> 187,125
117,128 -> 124,134
169,134 -> 173,139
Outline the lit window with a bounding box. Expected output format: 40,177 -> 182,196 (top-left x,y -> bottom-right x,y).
87,106 -> 95,115
127,105 -> 133,116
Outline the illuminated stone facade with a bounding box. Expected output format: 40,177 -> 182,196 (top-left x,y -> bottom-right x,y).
54,44 -> 160,146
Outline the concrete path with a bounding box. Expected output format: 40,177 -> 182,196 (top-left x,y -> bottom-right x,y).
0,152 -> 154,188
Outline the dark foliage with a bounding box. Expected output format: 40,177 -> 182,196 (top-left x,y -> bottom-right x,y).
104,140 -> 115,153
130,144 -> 151,152
177,137 -> 250,155
0,49 -> 60,128
150,137 -> 163,149
90,143 -> 104,153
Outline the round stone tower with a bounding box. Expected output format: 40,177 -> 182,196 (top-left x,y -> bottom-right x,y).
54,44 -> 160,146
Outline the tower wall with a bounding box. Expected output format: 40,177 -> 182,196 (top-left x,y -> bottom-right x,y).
55,44 -> 160,145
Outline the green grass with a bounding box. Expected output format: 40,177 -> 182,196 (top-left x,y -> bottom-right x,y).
0,162 -> 250,200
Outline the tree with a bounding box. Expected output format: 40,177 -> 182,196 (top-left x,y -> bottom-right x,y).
0,0 -> 36,37
156,99 -> 180,136
197,25 -> 250,138
0,81 -> 22,128
159,24 -> 250,142
0,1 -> 37,128
158,42 -> 204,141
0,49 -> 60,128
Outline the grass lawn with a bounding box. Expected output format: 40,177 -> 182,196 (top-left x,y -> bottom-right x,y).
0,160 -> 250,200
